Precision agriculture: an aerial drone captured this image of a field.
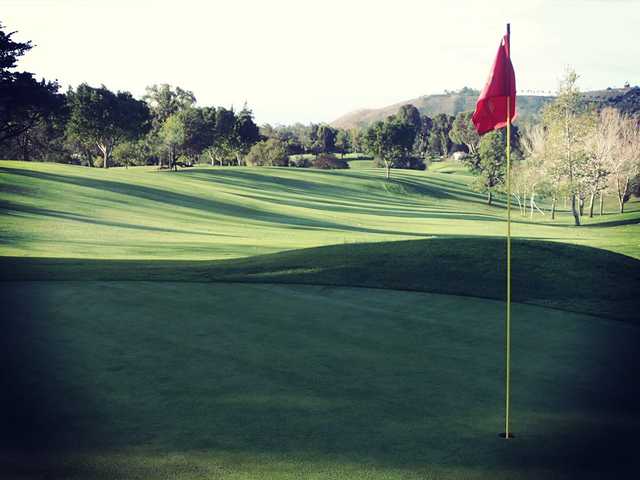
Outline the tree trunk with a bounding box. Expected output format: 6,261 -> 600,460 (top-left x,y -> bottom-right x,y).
514,194 -> 523,216
103,149 -> 108,169
487,191 -> 492,206
617,177 -> 629,214
384,160 -> 391,180
579,196 -> 584,217
588,193 -> 595,218
599,193 -> 604,216
551,196 -> 556,220
530,192 -> 535,219
571,194 -> 581,226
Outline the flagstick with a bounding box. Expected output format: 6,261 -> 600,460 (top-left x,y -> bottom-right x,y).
504,22 -> 512,440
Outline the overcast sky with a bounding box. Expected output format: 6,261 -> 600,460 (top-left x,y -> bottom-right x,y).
4,0 -> 639,125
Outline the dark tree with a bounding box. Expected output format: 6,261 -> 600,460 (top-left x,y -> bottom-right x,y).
233,105 -> 260,165
0,23 -> 64,147
66,84 -> 150,168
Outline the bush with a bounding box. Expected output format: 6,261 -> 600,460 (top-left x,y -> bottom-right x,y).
112,139 -> 153,167
246,139 -> 289,167
289,157 -> 312,168
312,154 -> 349,169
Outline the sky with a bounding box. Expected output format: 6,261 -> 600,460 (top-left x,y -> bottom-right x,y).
3,0 -> 639,125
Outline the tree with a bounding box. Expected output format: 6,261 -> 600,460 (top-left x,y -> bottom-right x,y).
316,125 -> 337,154
429,113 -> 454,157
541,69 -> 594,225
414,115 -> 433,159
364,118 -> 416,179
396,105 -> 422,136
112,138 -> 153,167
449,111 -> 480,156
468,130 -> 508,205
608,113 -> 640,213
158,113 -> 185,170
583,108 -> 618,216
245,138 -> 289,166
232,105 -> 260,165
143,84 -> 196,128
66,84 -> 150,168
205,107 -> 236,165
159,107 -> 216,169
335,129 -> 351,157
0,23 -> 63,146
519,125 -> 551,218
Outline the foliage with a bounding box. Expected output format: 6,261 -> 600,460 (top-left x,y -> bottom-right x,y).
364,114 -> 422,178
112,138 -> 154,167
449,111 -> 480,155
66,84 -> 150,168
428,113 -> 455,157
245,138 -> 289,167
143,84 -> 196,128
312,153 -> 349,169
233,106 -> 260,164
335,129 -> 351,157
0,22 -> 64,146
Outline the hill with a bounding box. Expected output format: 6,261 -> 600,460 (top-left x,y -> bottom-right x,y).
330,86 -> 640,130
1,161 -> 639,260
330,90 -> 553,129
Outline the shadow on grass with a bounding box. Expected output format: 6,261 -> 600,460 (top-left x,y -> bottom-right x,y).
0,278 -> 639,479
0,168 -> 435,238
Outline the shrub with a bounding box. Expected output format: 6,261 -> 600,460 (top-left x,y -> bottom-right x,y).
246,139 -> 289,167
312,154 -> 349,169
289,156 -> 312,168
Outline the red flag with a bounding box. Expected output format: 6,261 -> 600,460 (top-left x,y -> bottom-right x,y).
472,34 -> 516,135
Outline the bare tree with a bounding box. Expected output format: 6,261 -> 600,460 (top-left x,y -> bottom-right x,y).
583,108 -> 617,217
608,115 -> 640,213
520,125 -> 549,219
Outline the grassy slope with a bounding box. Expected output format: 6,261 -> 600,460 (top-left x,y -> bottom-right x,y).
2,161 -> 640,479
3,282 -> 640,479
1,161 -> 639,260
3,238 -> 638,321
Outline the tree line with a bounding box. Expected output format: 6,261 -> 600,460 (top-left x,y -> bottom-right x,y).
1,23 -> 638,220
0,22 -> 471,171
450,70 -> 640,222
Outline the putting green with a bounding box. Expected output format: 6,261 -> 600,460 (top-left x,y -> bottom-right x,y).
2,281 -> 639,479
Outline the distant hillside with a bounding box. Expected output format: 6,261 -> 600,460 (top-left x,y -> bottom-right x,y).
331,86 -> 640,130
586,86 -> 640,116
331,90 -> 553,129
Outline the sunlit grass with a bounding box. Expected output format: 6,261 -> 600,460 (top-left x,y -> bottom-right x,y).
1,161 -> 638,259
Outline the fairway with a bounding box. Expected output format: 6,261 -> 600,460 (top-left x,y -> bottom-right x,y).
1,162 -> 639,260
3,282 -> 639,479
1,162 -> 640,479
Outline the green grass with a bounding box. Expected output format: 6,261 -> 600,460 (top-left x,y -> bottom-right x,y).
3,282 -> 639,479
1,160 -> 640,478
1,161 -> 639,259
2,238 -> 638,321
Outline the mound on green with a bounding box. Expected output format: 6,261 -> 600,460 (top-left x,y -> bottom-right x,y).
2,282 -> 640,479
2,238 -> 638,321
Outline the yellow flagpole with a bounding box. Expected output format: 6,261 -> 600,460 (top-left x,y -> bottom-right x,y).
504,22 -> 512,440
